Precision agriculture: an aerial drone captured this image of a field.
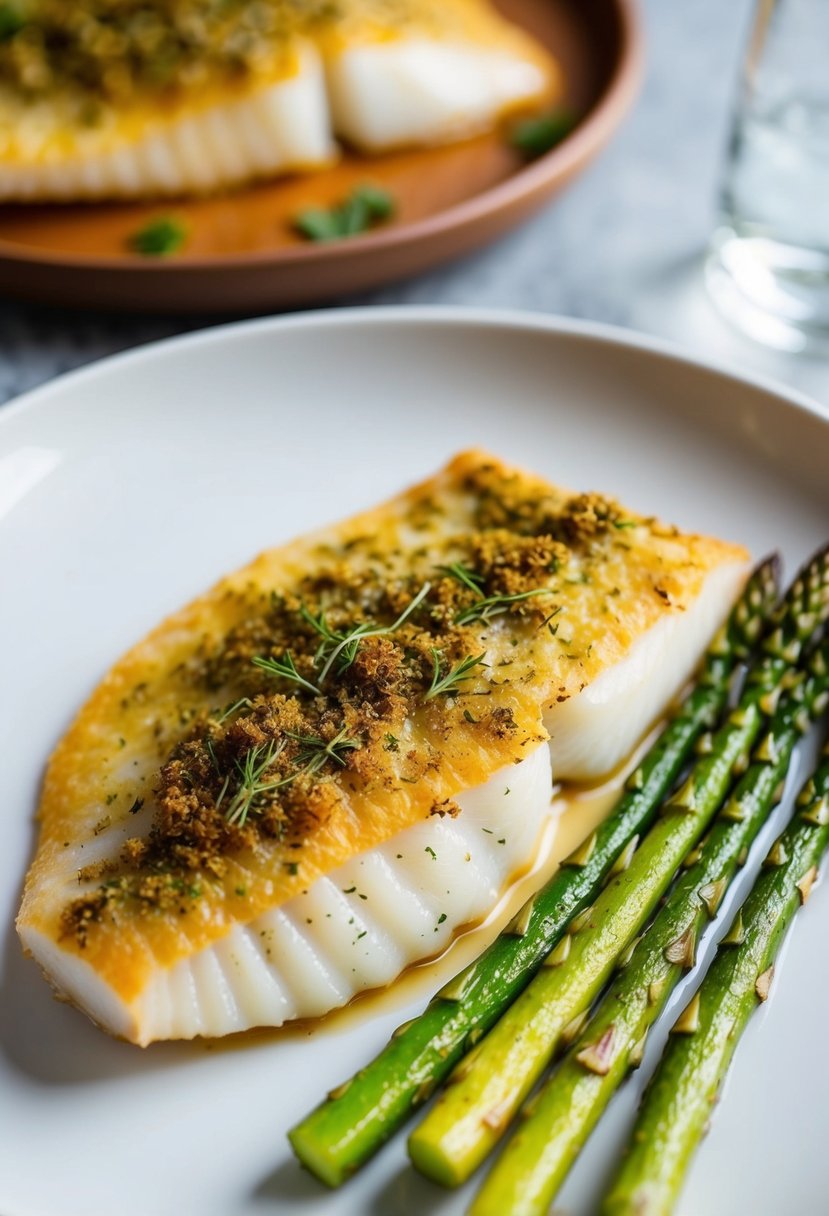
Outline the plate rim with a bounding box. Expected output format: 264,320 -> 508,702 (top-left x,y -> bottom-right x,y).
0,0 -> 643,275
0,305 -> 825,436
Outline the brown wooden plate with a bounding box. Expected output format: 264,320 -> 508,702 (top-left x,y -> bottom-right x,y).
0,0 -> 642,314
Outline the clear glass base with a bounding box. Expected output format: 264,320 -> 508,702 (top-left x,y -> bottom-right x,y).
706,224 -> 829,354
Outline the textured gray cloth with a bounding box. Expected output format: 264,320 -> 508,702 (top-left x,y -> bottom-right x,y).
1,0 -> 827,413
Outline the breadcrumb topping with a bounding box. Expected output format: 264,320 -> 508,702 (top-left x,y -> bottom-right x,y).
61,457 -> 676,946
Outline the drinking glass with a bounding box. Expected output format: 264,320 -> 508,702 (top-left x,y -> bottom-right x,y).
706,0 -> 829,352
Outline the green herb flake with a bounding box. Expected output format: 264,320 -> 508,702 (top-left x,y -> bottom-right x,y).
128,216 -> 188,257
294,184 -> 395,243
511,109 -> 577,159
285,861 -> 299,876
425,846 -> 437,860
437,913 -> 447,924
0,3 -> 24,40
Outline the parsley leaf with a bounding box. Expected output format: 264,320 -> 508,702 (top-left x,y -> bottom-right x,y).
128,216 -> 188,257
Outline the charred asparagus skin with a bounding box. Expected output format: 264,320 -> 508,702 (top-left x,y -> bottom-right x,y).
603,736 -> 829,1216
287,561 -> 779,1187
408,553 -> 829,1188
468,644 -> 829,1216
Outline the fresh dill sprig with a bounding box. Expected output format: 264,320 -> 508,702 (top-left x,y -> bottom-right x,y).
216,696 -> 251,725
425,650 -> 487,700
251,651 -> 321,696
437,562 -> 486,596
301,582 -> 431,685
223,740 -> 288,828
454,587 -> 550,627
439,562 -> 551,627
287,727 -> 361,776
222,727 -> 360,825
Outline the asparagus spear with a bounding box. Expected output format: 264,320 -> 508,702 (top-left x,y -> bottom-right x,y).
408,555 -> 828,1190
468,642 -> 829,1216
288,561 -> 778,1187
604,734 -> 829,1216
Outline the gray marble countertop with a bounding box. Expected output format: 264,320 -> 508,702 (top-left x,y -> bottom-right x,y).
2,0 -> 828,414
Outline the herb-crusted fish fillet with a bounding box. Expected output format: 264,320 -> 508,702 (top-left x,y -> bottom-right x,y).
0,0 -> 558,201
17,451 -> 748,1044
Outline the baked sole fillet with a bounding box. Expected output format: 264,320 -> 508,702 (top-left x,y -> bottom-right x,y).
17,450 -> 748,1042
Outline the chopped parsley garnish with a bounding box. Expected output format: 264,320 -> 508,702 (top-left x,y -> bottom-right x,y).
294,184 -> 395,242
510,109 -> 577,159
128,216 -> 188,257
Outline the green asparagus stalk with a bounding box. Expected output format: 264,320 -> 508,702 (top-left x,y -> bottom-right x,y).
468,642 -> 829,1216
288,561 -> 778,1187
409,546 -> 829,1187
603,734 -> 829,1216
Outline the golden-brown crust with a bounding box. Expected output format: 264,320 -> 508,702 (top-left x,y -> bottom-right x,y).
18,449 -> 747,1004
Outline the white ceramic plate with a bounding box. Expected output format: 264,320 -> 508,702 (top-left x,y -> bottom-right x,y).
1,309 -> 827,1216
